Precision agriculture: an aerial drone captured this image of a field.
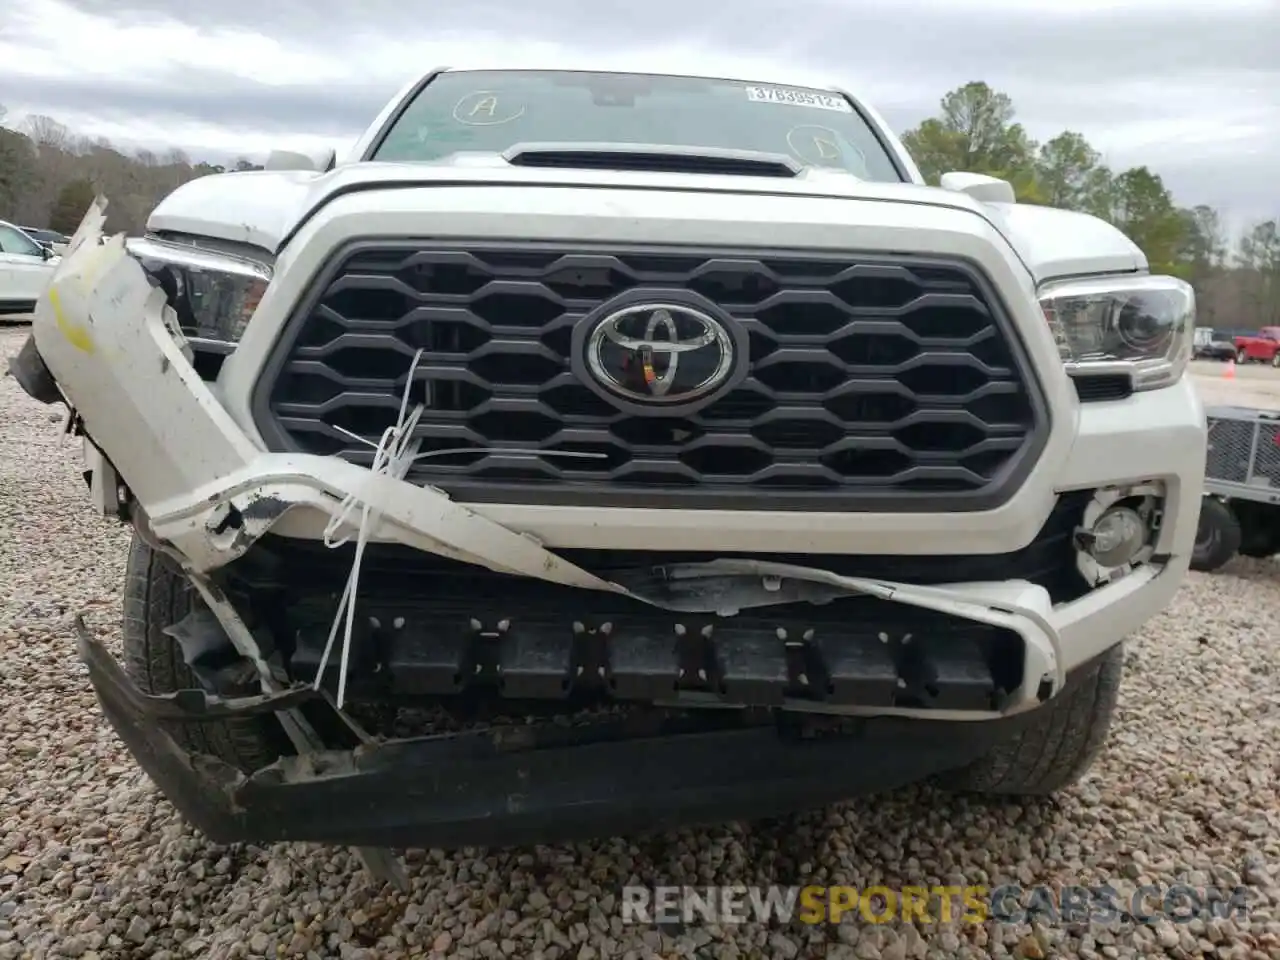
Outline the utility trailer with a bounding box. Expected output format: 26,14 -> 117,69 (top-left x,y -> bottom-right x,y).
1192,405 -> 1280,571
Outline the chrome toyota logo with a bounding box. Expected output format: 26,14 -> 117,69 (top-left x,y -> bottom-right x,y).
584,303 -> 736,405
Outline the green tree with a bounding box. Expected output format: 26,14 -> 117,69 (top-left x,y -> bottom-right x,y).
1175,204 -> 1227,294
1092,167 -> 1186,274
900,82 -> 1040,200
0,104 -> 39,221
1236,220 -> 1280,327
1238,219 -> 1280,271
48,178 -> 97,234
1034,132 -> 1105,211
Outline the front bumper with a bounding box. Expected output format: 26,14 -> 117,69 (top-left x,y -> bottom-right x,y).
77,621 -> 1109,849
21,212 -> 1204,724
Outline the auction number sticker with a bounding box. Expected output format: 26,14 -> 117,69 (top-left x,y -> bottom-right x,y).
746,86 -> 853,112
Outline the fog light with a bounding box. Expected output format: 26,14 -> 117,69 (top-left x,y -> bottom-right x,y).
1086,506 -> 1148,567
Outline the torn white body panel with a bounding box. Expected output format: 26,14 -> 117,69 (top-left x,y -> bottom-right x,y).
29,194 -> 1204,722
27,211 -> 1077,718
10,70 -> 1220,878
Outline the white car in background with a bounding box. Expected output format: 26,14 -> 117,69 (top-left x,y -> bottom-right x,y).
20,226 -> 71,256
0,219 -> 59,316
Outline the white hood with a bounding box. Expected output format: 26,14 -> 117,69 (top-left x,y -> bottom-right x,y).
146,157 -> 1146,283
980,201 -> 1148,282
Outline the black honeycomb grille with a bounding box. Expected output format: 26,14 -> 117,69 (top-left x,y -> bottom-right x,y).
254,242 -> 1047,511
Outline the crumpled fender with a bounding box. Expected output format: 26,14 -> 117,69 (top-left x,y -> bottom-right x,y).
30,202 -> 623,596
29,198 -> 1068,712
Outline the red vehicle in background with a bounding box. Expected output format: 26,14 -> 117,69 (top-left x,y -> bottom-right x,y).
1233,326 -> 1280,366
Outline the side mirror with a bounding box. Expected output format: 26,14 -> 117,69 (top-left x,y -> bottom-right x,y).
940,171 -> 1016,205
264,148 -> 337,172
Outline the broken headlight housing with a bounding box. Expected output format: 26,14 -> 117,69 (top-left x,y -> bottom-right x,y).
126,236 -> 272,346
1039,274 -> 1195,392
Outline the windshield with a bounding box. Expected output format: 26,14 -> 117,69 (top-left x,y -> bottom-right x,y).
0,224 -> 44,258
372,70 -> 905,182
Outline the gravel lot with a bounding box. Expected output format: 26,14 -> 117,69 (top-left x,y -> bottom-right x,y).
1189,359 -> 1280,410
1,324 -> 1278,960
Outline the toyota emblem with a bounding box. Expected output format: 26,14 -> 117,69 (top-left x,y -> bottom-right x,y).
582,302 -> 740,410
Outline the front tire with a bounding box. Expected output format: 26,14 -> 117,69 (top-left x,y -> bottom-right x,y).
1191,497 -> 1242,572
1236,347 -> 1249,364
937,643 -> 1123,796
121,533 -> 291,772
1271,352 -> 1280,369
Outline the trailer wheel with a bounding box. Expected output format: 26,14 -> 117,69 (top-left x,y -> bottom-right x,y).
1191,498 -> 1241,572
1233,500 -> 1280,558
1238,537 -> 1280,559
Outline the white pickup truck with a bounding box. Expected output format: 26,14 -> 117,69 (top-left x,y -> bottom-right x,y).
11,67 -> 1204,859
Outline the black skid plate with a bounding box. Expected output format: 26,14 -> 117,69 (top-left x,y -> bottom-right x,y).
76,624 -> 1087,850
290,593 -> 1024,713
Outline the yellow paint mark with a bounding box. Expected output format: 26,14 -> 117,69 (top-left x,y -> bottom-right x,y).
49,287 -> 94,354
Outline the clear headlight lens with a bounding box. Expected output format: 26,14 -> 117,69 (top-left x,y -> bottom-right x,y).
1039,274 -> 1195,392
125,237 -> 272,344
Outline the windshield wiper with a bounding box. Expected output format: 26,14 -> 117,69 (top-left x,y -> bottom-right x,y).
501,142 -> 802,178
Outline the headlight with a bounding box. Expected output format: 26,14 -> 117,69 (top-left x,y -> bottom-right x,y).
125,236 -> 272,345
1038,274 -> 1195,392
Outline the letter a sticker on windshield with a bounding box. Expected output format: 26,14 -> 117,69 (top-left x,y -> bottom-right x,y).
746,86 -> 853,113
453,91 -> 526,125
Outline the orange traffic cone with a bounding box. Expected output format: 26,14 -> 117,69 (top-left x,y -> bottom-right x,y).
1224,358 -> 1236,379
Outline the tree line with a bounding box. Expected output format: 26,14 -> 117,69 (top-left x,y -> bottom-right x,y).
1,83 -> 1276,329
0,105 -> 263,240
901,83 -> 1277,330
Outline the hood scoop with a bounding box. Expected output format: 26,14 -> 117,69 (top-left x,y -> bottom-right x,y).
501,142 -> 802,178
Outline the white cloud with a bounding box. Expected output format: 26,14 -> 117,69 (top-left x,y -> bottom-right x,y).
1,0 -> 1275,223
1,0 -> 342,84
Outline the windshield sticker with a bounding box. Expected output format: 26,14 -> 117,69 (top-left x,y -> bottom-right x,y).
785,125 -> 866,170
452,91 -> 526,126
787,125 -> 843,165
746,86 -> 853,112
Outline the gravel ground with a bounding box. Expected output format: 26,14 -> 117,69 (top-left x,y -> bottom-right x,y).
1,324 -> 1278,960
1189,360 -> 1280,410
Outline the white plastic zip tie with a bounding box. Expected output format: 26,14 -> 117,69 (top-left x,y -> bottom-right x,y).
311,348 -> 607,709
315,348 -> 426,709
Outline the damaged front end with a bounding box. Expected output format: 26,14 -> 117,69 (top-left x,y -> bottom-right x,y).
10,197 -> 1161,855
76,612 -> 1063,851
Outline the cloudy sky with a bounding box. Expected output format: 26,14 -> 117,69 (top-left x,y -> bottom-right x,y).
1,0 -> 1276,234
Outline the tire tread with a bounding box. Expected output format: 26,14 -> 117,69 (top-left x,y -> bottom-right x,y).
1191,498 -> 1242,572
939,644 -> 1123,796
121,534 -> 286,772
